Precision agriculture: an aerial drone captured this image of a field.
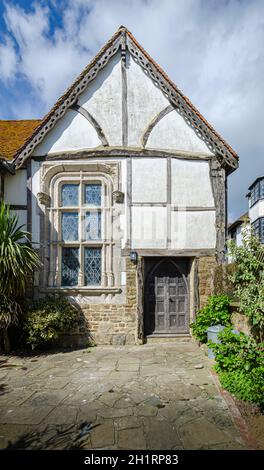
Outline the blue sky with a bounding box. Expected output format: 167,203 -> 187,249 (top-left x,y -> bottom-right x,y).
0,1 -> 64,39
0,0 -> 264,220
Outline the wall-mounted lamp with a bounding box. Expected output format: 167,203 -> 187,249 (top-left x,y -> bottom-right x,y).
129,251 -> 138,263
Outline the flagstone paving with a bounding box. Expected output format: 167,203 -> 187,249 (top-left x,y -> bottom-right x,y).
0,342 -> 249,449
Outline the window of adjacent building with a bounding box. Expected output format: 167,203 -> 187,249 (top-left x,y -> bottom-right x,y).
60,182 -> 102,286
249,179 -> 264,207
230,228 -> 236,240
252,217 -> 264,243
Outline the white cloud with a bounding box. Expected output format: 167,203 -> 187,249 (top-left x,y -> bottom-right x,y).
2,2 -> 93,104
0,36 -> 17,80
1,0 -> 264,219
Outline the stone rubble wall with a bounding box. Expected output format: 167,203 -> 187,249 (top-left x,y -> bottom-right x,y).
197,256 -> 218,309
57,255 -> 223,346
79,257 -> 138,346
231,311 -> 251,336
198,258 -> 252,337
213,263 -> 235,297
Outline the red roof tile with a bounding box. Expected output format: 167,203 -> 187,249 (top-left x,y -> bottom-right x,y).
0,120 -> 41,161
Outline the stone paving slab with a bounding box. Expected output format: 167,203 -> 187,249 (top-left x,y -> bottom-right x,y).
0,342 -> 250,449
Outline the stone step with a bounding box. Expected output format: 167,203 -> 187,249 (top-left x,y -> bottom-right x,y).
145,334 -> 192,344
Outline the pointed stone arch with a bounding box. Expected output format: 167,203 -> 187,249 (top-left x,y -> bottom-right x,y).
144,257 -> 189,336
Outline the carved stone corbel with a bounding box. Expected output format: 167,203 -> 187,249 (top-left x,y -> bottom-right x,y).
37,192 -> 51,207
112,190 -> 124,203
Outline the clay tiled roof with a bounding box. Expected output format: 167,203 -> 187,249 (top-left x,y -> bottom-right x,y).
0,120 -> 41,161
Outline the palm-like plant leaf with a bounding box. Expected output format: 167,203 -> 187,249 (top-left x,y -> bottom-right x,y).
0,201 -> 41,297
0,293 -> 21,330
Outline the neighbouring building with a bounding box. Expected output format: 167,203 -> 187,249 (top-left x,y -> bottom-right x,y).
227,176 -> 264,250
227,212 -> 249,247
0,27 -> 239,345
247,177 -> 264,243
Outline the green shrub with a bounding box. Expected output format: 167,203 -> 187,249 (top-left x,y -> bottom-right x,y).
23,297 -> 78,349
191,294 -> 231,343
209,327 -> 264,406
0,201 -> 41,297
228,232 -> 264,341
209,327 -> 263,372
0,201 -> 41,351
218,368 -> 264,406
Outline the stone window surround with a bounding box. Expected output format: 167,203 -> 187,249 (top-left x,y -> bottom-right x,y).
39,161 -> 121,293
59,179 -> 103,286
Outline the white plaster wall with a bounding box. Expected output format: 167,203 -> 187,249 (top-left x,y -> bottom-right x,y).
121,271 -> 126,286
236,225 -> 242,246
31,160 -> 41,245
10,210 -> 27,230
171,211 -> 216,249
131,206 -> 167,248
228,223 -> 250,262
171,159 -> 214,207
33,110 -> 101,155
31,50 -> 215,156
26,154 -> 217,282
127,55 -> 169,146
132,158 -> 167,203
4,170 -> 27,205
249,200 -> 264,222
147,110 -> 214,155
79,53 -> 122,146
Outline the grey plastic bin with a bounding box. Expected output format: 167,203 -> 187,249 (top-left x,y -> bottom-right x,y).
207,324 -> 225,359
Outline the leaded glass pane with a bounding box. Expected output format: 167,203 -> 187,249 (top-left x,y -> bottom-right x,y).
85,211 -> 101,240
84,248 -> 101,285
62,247 -> 79,286
252,219 -> 260,238
250,182 -> 260,207
260,218 -> 264,243
61,184 -> 79,206
85,184 -> 101,206
62,212 -> 79,241
260,180 -> 264,199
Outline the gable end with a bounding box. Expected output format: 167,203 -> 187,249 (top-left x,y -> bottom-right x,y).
13,27 -> 238,172
126,33 -> 238,170
14,30 -> 123,168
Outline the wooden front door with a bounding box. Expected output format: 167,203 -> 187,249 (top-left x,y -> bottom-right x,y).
144,259 -> 189,335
